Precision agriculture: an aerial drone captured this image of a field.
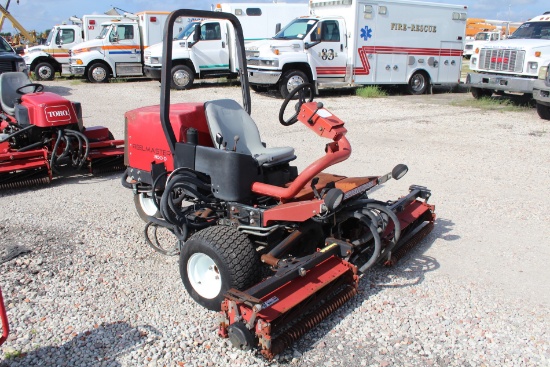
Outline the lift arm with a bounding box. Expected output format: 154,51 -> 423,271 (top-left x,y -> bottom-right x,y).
0,3 -> 36,44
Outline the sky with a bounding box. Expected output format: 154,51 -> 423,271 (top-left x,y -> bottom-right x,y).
1,0 -> 548,34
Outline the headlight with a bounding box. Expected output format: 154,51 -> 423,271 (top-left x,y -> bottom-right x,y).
528,62 -> 538,74
16,60 -> 27,72
259,59 -> 279,67
151,57 -> 161,64
539,65 -> 548,80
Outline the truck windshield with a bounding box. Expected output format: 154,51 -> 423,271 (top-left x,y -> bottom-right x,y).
97,25 -> 112,39
273,18 -> 318,40
508,21 -> 550,39
0,37 -> 12,53
474,33 -> 490,41
44,29 -> 55,46
176,22 -> 200,40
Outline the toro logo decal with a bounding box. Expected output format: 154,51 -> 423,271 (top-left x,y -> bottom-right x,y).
44,105 -> 71,123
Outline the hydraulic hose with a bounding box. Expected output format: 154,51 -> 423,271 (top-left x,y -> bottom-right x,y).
49,129 -> 64,174
353,212 -> 382,273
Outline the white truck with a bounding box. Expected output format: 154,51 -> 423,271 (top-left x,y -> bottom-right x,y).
533,61 -> 550,119
466,12 -> 550,99
245,0 -> 468,98
143,2 -> 310,89
463,31 -> 506,58
68,11 -> 187,83
22,14 -> 119,80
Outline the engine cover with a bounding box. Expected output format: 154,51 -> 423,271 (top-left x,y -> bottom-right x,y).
20,92 -> 79,128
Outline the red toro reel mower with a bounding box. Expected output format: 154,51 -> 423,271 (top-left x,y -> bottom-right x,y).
0,72 -> 124,190
122,9 -> 435,359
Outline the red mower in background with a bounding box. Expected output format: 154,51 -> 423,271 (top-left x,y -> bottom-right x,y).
0,72 -> 124,190
122,10 -> 435,359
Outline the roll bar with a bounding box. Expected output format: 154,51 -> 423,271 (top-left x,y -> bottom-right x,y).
160,9 -> 251,164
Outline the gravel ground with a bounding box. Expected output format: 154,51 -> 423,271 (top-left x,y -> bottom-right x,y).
0,79 -> 549,367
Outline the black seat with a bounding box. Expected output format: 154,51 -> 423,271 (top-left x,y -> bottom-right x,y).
204,99 -> 296,167
0,72 -> 32,116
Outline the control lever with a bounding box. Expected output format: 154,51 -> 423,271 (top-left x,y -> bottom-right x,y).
311,176 -> 321,199
307,102 -> 324,124
215,133 -> 223,149
233,135 -> 240,152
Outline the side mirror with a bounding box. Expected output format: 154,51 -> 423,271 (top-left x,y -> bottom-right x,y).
275,23 -> 281,34
193,24 -> 201,43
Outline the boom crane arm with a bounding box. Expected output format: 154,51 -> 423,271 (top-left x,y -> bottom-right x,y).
0,3 -> 37,44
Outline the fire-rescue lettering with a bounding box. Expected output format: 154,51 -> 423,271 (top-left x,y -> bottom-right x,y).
390,23 -> 437,33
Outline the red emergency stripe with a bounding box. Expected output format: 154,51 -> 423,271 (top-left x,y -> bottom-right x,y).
360,46 -> 463,57
52,54 -> 70,58
316,67 -> 346,75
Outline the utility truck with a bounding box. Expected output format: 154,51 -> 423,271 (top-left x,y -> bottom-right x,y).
466,12 -> 550,99
23,14 -> 119,80
143,2 -> 309,89
69,12 -> 187,83
246,0 -> 468,98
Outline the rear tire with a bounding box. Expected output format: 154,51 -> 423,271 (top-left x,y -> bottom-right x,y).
407,71 -> 429,95
536,102 -> 550,120
180,225 -> 261,311
34,62 -> 55,81
279,70 -> 308,99
171,65 -> 194,90
471,87 -> 493,99
87,63 -> 109,83
133,193 -> 160,222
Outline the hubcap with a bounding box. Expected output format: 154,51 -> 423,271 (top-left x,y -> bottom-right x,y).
286,75 -> 305,93
411,74 -> 425,92
92,67 -> 107,82
187,253 -> 221,299
173,70 -> 190,87
38,66 -> 52,79
138,193 -> 157,217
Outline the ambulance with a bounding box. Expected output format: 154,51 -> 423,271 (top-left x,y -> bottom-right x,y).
23,14 -> 119,80
68,11 -> 186,83
246,0 -> 468,98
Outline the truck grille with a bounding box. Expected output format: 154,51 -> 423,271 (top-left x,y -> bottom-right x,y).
247,59 -> 260,66
246,50 -> 259,58
0,60 -> 15,73
464,44 -> 473,50
479,49 -> 525,72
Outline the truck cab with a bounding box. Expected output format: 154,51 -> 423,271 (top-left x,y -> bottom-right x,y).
144,19 -> 239,89
23,24 -> 83,80
69,18 -> 143,83
0,36 -> 27,75
466,14 -> 550,99
463,31 -> 503,58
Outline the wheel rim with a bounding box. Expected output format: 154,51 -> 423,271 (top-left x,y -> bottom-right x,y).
91,66 -> 107,82
410,74 -> 426,93
187,253 -> 222,299
38,66 -> 52,79
173,69 -> 190,87
286,75 -> 305,93
138,193 -> 157,217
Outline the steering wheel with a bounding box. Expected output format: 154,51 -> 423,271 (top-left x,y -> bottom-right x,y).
278,83 -> 315,126
16,83 -> 44,95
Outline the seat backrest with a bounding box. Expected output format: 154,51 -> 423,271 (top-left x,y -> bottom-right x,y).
204,99 -> 264,157
0,72 -> 32,116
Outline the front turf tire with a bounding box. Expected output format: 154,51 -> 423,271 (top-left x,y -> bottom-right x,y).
179,225 -> 261,311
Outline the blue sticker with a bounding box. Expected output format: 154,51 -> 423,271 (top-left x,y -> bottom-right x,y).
360,25 -> 373,41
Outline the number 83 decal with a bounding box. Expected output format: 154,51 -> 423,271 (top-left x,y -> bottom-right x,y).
319,48 -> 337,60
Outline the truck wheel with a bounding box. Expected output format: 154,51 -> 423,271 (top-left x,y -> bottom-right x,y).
87,63 -> 109,83
536,102 -> 550,120
171,65 -> 194,90
279,70 -> 308,99
407,71 -> 429,95
34,62 -> 55,81
133,192 -> 160,222
471,87 -> 493,99
180,225 -> 261,311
